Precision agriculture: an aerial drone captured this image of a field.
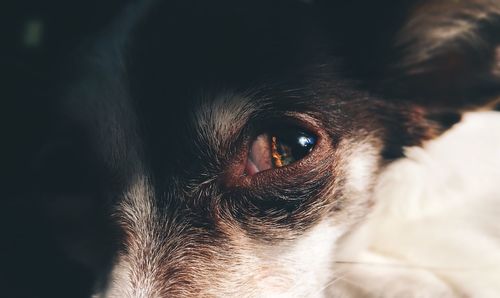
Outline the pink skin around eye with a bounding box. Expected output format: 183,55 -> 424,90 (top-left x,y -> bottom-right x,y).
245,134 -> 273,176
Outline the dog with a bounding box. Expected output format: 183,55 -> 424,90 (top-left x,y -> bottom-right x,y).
43,0 -> 500,297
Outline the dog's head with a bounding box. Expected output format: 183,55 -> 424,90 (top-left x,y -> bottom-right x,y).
50,0 -> 500,296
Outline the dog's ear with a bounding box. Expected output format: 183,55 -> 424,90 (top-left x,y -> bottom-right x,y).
315,0 -> 499,156
318,0 -> 500,111
383,0 -> 500,110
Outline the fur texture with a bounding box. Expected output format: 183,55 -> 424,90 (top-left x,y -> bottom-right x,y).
333,111 -> 500,297
43,0 -> 500,297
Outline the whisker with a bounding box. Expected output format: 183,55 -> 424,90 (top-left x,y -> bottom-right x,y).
311,269 -> 351,296
333,274 -> 374,293
333,260 -> 500,272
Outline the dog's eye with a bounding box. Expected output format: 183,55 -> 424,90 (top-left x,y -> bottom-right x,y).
245,128 -> 316,175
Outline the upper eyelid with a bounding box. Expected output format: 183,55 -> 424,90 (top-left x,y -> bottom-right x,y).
246,111 -> 318,135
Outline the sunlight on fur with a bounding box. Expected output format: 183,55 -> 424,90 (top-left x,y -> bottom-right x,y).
334,111 -> 500,297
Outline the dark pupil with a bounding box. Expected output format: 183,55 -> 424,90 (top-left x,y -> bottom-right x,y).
271,130 -> 316,167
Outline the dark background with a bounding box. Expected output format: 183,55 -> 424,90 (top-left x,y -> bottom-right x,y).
2,1 -> 127,297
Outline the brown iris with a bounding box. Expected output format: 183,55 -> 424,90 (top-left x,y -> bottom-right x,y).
244,128 -> 316,176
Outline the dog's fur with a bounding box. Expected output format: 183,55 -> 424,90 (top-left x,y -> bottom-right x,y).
46,0 -> 500,297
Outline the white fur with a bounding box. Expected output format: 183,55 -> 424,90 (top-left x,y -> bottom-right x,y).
213,221 -> 345,298
345,142 -> 379,195
258,221 -> 344,298
333,111 -> 500,297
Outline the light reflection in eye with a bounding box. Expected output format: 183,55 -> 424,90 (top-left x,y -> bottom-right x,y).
298,135 -> 314,147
